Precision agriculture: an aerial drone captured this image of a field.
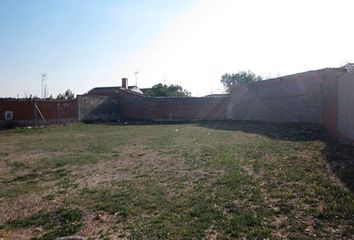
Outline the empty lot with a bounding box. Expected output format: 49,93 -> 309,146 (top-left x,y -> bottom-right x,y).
0,122 -> 353,239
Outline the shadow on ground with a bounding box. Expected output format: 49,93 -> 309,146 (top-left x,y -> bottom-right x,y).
199,121 -> 328,141
198,121 -> 354,193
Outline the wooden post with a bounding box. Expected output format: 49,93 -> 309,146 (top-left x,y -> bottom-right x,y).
57,102 -> 60,123
34,102 -> 37,127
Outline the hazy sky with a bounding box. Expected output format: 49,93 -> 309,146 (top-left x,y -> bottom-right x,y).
1,0 -> 353,97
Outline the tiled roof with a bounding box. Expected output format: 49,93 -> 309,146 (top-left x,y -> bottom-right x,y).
86,86 -> 144,95
87,87 -> 120,95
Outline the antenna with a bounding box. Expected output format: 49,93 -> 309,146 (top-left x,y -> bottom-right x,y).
134,71 -> 139,87
41,73 -> 47,98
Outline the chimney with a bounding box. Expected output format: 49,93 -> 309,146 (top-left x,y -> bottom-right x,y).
122,78 -> 128,89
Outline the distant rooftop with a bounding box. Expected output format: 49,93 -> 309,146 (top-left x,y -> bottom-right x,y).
86,86 -> 143,96
204,94 -> 229,98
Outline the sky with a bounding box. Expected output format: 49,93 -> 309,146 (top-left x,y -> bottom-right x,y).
1,0 -> 354,97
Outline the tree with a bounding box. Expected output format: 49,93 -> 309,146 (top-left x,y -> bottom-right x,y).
221,71 -> 262,93
57,89 -> 75,100
144,84 -> 191,97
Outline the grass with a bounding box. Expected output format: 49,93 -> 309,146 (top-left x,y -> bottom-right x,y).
6,208 -> 82,240
0,122 -> 353,239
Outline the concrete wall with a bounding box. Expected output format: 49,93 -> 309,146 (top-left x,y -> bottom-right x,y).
0,99 -> 77,128
227,68 -> 346,123
77,95 -> 120,122
337,70 -> 354,141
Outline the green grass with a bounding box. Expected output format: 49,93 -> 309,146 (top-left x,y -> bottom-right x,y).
7,208 -> 82,240
0,122 -> 353,239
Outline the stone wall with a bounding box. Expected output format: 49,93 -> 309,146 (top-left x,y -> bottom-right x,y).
77,95 -> 120,122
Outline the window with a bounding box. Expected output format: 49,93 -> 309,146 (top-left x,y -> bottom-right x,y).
4,111 -> 13,120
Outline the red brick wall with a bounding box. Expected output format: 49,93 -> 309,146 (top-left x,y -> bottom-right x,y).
0,100 -> 34,121
323,97 -> 338,136
149,101 -> 227,120
0,99 -> 78,126
322,78 -> 338,136
228,68 -> 346,125
119,92 -> 149,120
337,70 -> 354,142
120,95 -> 228,121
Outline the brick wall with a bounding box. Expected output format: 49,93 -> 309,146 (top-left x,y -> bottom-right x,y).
337,70 -> 354,142
1,67 -> 352,142
120,94 -> 228,121
227,68 -> 346,124
322,77 -> 339,136
0,99 -> 77,128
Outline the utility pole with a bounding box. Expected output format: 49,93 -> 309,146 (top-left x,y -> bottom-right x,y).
41,73 -> 46,98
44,84 -> 48,98
134,71 -> 139,87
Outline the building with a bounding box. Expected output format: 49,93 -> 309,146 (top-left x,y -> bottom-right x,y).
86,78 -> 144,96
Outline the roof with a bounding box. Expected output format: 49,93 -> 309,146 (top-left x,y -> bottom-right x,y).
204,94 -> 229,98
87,87 -> 120,95
128,86 -> 143,94
86,86 -> 144,96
